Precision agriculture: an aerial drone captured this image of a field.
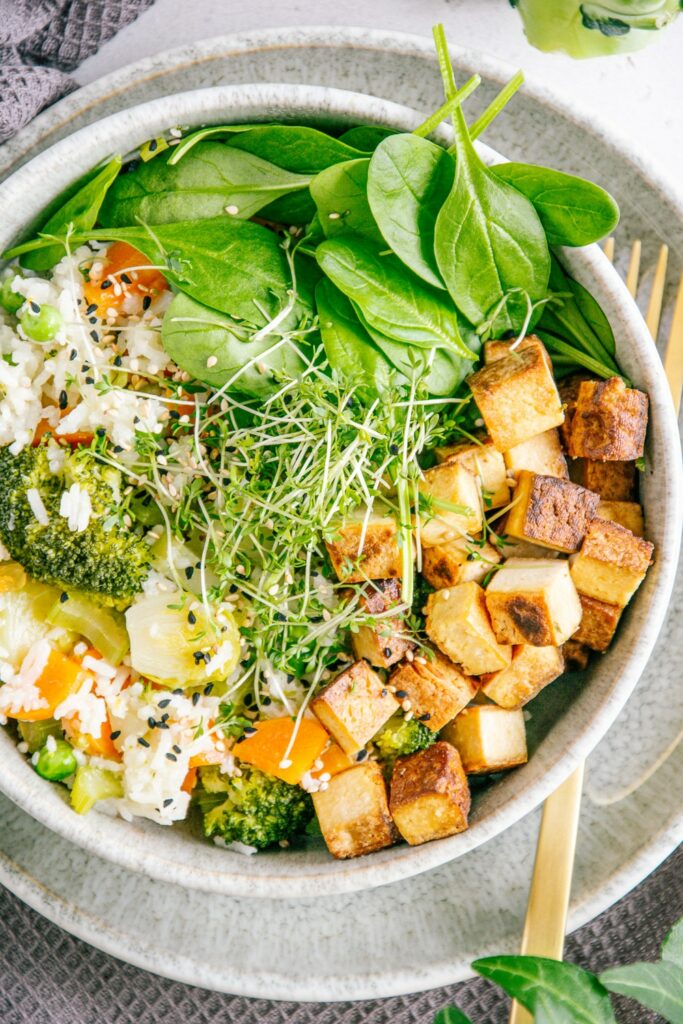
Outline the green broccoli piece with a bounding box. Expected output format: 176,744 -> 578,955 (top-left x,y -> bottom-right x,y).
373,713 -> 436,772
0,444 -> 150,608
195,764 -> 314,850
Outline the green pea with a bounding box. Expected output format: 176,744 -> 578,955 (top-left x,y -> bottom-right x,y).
0,276 -> 24,314
34,738 -> 77,781
21,303 -> 62,343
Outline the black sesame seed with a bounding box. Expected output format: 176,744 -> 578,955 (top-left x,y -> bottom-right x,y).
396,690 -> 408,699
203,683 -> 214,695
244,726 -> 257,737
163,798 -> 173,807
157,721 -> 170,730
110,730 -> 121,741
85,376 -> 95,385
133,415 -> 141,425
148,717 -> 157,729
114,355 -> 123,367
380,688 -> 388,698
86,303 -> 98,316
59,591 -> 69,603
138,737 -> 150,748
69,348 -> 78,361
390,443 -> 399,455
89,316 -> 98,324
184,566 -> 194,580
58,390 -> 68,410
96,428 -> 105,437
158,698 -> 171,709
356,749 -> 368,762
169,409 -> 179,420
161,712 -> 170,722
172,744 -> 181,754
120,272 -> 132,285
419,713 -> 432,722
113,445 -> 124,453
262,696 -> 272,706
383,647 -> 392,658
30,301 -> 40,314
192,690 -> 201,704
165,752 -> 177,761
228,583 -> 237,594
100,278 -> 112,290
172,689 -> 183,696
90,330 -> 99,343
187,611 -> 197,625
275,612 -> 286,622
149,139 -> 158,152
142,295 -> 152,311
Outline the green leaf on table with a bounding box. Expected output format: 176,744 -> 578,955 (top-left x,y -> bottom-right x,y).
310,159 -> 383,243
473,955 -> 617,1024
663,919 -> 683,967
433,1006 -> 475,1024
600,961 -> 683,1023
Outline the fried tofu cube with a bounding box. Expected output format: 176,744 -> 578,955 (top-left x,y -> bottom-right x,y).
388,648 -> 478,732
498,537 -> 560,561
389,742 -> 470,845
596,500 -> 645,537
570,459 -> 637,500
326,509 -> 404,583
569,518 -> 653,607
434,438 -> 510,509
480,644 -> 565,710
566,377 -> 648,461
504,428 -> 569,480
485,557 -> 582,646
311,661 -> 399,755
312,762 -> 396,859
420,537 -> 502,590
562,638 -> 591,672
418,463 -> 483,546
441,706 -> 528,774
425,582 -> 511,676
483,335 -> 542,365
573,594 -> 622,651
505,471 -> 600,553
467,337 -> 564,451
349,579 -> 414,668
558,373 -> 589,450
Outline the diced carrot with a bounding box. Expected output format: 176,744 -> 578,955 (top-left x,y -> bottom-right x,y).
235,717 -> 330,785
182,768 -> 198,794
14,649 -> 85,722
189,725 -> 227,769
63,708 -> 121,760
311,743 -> 352,780
83,242 -> 167,317
32,407 -> 94,448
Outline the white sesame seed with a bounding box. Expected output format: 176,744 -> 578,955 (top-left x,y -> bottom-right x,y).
206,355 -> 218,368
225,205 -> 240,215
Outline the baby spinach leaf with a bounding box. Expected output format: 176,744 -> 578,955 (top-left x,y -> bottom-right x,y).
161,292 -> 308,396
566,274 -> 616,355
310,159 -> 383,243
491,163 -> 620,247
20,156 -> 122,272
316,279 -> 396,398
367,134 -> 454,288
538,256 -> 618,369
165,123 -> 279,163
433,1008 -> 474,1024
316,236 -> 474,359
338,125 -> 397,151
663,920 -> 683,968
226,124 -> 366,174
99,143 -> 311,226
600,961 -> 683,1023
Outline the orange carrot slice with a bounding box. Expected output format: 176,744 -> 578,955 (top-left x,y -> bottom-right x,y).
14,649 -> 85,722
83,242 -> 167,317
235,717 -> 329,785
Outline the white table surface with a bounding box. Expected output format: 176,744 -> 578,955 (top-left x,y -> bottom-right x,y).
76,0 -> 683,188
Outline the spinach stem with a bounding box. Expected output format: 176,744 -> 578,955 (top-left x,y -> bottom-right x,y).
469,71 -> 525,141
412,74 -> 481,139
396,474 -> 414,608
432,24 -> 471,151
538,333 -> 627,382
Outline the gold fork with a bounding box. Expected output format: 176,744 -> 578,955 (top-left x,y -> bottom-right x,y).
509,241 -> 683,1024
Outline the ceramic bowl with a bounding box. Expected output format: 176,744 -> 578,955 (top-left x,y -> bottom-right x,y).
0,83 -> 680,899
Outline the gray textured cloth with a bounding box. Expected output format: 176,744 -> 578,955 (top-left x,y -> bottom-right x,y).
0,0 -> 154,143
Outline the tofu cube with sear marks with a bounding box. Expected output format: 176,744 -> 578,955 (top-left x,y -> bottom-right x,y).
389,741 -> 471,845
326,509 -> 403,583
349,579 -> 414,669
417,462 -> 483,547
505,471 -> 600,553
480,644 -> 565,710
421,537 -> 502,591
434,438 -> 510,509
389,648 -> 478,732
485,557 -> 582,646
467,337 -> 564,452
311,660 -> 399,755
504,428 -> 569,480
312,762 -> 396,859
425,582 -> 512,676
573,593 -> 622,651
566,377 -> 648,461
441,705 -> 528,774
570,458 -> 636,500
562,638 -> 592,672
597,500 -> 645,537
569,517 -> 653,608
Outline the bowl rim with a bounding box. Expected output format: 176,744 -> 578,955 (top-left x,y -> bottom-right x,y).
0,80 -> 681,899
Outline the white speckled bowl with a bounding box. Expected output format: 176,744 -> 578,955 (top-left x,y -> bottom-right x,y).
0,83 -> 681,899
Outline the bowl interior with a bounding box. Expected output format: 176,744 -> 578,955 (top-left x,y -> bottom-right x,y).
0,81 -> 680,899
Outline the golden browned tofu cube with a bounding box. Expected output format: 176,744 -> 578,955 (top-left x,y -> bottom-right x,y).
388,648 -> 478,732
441,706 -> 528,774
434,438 -> 509,509
562,638 -> 591,672
483,335 -> 542,365
570,458 -> 637,500
417,462 -> 482,546
311,660 -> 399,755
558,373 -> 589,450
504,428 -> 569,480
505,471 -> 600,553
349,579 -> 414,668
570,518 -> 653,608
480,644 -> 564,710
389,742 -> 470,845
325,509 -> 404,583
312,762 -> 396,859
485,557 -> 582,646
421,537 -> 502,590
467,337 -> 564,451
566,377 -> 648,461
573,593 -> 622,651
425,582 -> 511,676
597,500 -> 645,537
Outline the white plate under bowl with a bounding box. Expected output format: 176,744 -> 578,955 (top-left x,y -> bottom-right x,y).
0,52 -> 680,903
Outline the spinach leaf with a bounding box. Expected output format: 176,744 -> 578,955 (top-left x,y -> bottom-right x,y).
473,956 -> 617,1024
20,156 -> 122,272
566,274 -> 616,355
367,134 -> 454,288
225,125 -> 366,174
315,279 -> 396,398
492,163 -> 619,247
316,236 -> 474,358
165,123 -> 279,163
538,255 -> 618,369
310,159 -> 383,243
99,143 -> 311,226
338,126 -> 397,151
600,961 -> 683,1023
433,1008 -> 474,1024
664,920 -> 683,968
161,292 -> 308,396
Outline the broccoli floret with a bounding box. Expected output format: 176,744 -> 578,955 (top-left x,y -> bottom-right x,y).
195,764 -> 314,850
373,713 -> 436,771
0,444 -> 150,608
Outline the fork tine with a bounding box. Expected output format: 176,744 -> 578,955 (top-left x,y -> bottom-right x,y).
646,244 -> 669,341
603,236 -> 615,263
663,271 -> 683,416
626,240 -> 641,298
